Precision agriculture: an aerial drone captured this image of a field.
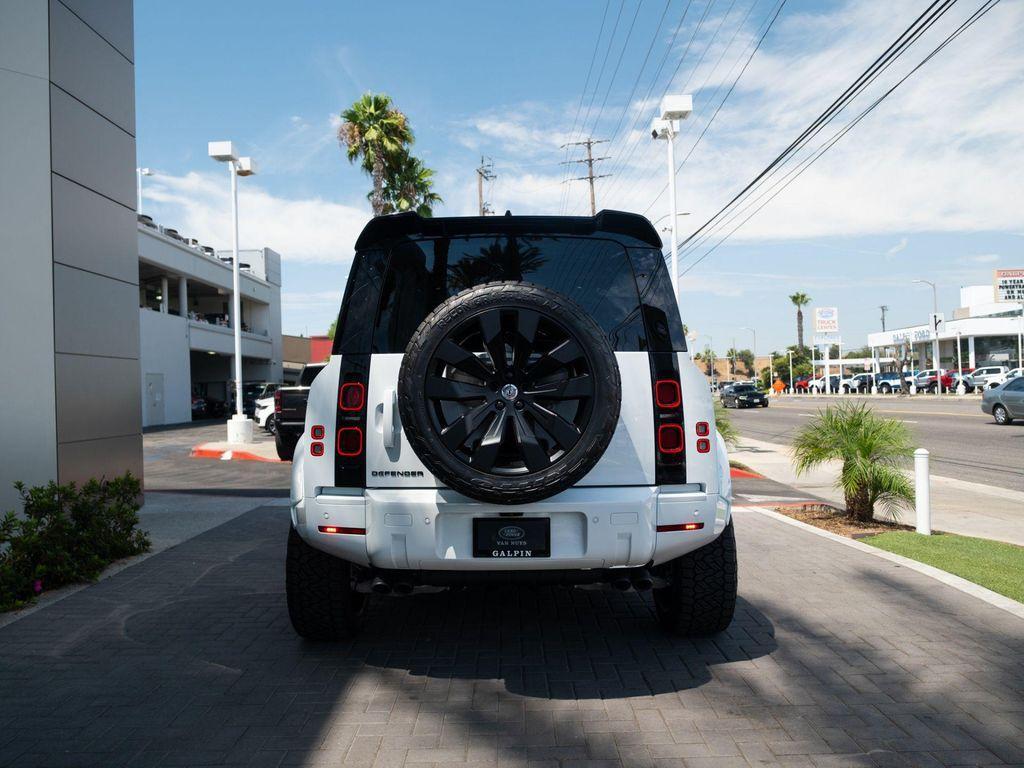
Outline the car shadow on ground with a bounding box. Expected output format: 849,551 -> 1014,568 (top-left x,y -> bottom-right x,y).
1,506 -> 1023,766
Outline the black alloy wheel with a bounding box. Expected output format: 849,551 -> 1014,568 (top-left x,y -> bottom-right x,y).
399,282 -> 621,505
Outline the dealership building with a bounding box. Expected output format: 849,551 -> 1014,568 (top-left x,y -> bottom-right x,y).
137,218 -> 283,427
867,284 -> 1024,370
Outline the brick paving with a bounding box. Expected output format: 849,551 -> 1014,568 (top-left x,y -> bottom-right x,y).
1,506 -> 1022,767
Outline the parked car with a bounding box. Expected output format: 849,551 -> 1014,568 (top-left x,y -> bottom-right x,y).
273,364 -> 326,459
721,383 -> 768,408
913,369 -> 948,393
940,369 -> 975,393
875,372 -> 904,394
793,375 -> 812,392
981,376 -> 1024,424
840,373 -> 874,393
286,211 -> 736,640
808,374 -> 840,394
191,396 -> 207,419
984,367 -> 1023,389
254,383 -> 280,432
968,365 -> 1009,390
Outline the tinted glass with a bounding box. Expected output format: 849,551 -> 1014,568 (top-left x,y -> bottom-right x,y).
372,236 -> 648,353
333,248 -> 388,354
1005,377 -> 1024,391
625,248 -> 687,352
300,365 -> 325,386
733,385 -> 756,393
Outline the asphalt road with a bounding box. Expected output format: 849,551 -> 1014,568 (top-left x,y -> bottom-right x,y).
729,394 -> 1024,493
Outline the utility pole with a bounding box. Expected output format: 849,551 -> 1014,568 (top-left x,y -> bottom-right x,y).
879,304 -> 888,331
476,156 -> 495,216
560,138 -> 610,215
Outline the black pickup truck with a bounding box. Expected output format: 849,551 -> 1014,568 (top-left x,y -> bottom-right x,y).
274,363 -> 326,460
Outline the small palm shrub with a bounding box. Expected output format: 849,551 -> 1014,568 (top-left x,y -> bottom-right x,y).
0,474 -> 149,611
791,402 -> 914,522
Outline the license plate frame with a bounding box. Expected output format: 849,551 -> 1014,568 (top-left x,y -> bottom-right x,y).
472,517 -> 550,558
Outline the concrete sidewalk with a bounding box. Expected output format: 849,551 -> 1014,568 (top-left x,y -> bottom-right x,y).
733,435 -> 1024,546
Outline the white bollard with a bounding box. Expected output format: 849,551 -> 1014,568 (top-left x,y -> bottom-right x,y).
914,448 -> 931,535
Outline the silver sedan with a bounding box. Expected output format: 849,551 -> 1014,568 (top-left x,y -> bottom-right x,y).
981,377 -> 1024,425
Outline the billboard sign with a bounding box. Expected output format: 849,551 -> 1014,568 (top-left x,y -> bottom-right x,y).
814,307 -> 839,333
995,269 -> 1024,302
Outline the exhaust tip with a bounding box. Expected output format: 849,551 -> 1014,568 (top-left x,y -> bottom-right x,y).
631,574 -> 653,592
370,577 -> 391,595
392,581 -> 414,595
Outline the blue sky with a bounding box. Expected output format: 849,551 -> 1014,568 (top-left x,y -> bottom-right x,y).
135,0 -> 1024,353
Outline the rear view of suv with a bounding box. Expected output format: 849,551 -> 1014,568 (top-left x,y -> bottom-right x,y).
287,211 -> 735,640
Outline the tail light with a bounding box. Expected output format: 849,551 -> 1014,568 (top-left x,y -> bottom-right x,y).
334,355 -> 369,488
650,353 -> 686,485
273,389 -> 282,414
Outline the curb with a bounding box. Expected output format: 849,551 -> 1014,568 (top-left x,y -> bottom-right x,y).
737,505 -> 1024,621
190,447 -> 282,463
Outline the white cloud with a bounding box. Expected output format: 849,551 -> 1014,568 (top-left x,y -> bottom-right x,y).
145,171 -> 370,266
885,238 -> 908,258
449,1 -> 1024,241
963,253 -> 999,264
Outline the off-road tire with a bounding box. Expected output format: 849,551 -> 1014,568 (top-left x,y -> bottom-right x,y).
653,521 -> 737,636
275,431 -> 297,461
993,404 -> 1012,425
286,526 -> 365,640
399,281 -> 621,505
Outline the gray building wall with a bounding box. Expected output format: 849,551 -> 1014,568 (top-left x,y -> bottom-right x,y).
0,0 -> 141,510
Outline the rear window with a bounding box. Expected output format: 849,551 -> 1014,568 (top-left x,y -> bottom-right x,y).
371,236 -> 649,354
299,365 -> 325,386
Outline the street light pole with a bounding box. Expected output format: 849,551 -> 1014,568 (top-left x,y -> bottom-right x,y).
136,167 -> 152,212
786,350 -> 794,394
914,278 -> 942,394
651,95 -> 693,301
208,142 -> 256,444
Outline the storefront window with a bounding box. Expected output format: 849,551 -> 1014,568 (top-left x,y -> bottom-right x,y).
974,335 -> 1020,366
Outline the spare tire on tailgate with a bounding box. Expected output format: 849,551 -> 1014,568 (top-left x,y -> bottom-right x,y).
398,282 -> 621,504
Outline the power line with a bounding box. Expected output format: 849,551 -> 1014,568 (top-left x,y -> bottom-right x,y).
583,0 -> 646,140
476,156 -> 496,216
677,0 -> 1001,279
561,138 -> 612,215
558,0 -> 613,215
674,0 -> 957,256
634,0 -> 778,214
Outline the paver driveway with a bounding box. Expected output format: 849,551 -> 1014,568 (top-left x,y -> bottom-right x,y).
1,506 -> 1022,768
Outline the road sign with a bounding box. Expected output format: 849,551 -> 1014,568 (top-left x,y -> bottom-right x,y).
814,307 -> 839,333
994,268 -> 1024,302
929,312 -> 944,335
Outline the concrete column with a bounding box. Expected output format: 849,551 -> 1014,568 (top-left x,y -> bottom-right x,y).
178,275 -> 187,318
160,276 -> 168,313
968,335 -> 976,368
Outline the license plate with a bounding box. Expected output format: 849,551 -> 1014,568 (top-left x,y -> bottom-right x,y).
473,518 -> 550,558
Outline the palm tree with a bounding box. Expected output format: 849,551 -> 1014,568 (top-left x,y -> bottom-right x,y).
338,93 -> 412,216
378,152 -> 443,217
789,291 -> 811,350
791,402 -> 915,522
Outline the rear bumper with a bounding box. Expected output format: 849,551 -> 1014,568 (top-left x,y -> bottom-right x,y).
291,485 -> 730,571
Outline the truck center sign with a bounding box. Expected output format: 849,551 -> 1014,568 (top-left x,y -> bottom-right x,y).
995,268 -> 1024,302
814,307 -> 839,333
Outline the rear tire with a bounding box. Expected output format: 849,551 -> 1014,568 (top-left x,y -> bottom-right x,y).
993,404 -> 1013,425
275,431 -> 297,461
653,521 -> 737,636
286,526 -> 365,640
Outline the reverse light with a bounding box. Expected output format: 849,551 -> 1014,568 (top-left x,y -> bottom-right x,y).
657,423 -> 684,454
337,427 -> 363,456
339,382 -> 365,411
695,421 -> 710,437
696,438 -> 711,453
310,424 -> 325,440
310,442 -> 324,457
654,379 -> 681,409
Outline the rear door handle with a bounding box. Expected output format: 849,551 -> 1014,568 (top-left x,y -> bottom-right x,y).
383,388 -> 397,448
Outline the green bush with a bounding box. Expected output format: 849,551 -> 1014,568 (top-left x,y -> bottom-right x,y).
0,473 -> 150,611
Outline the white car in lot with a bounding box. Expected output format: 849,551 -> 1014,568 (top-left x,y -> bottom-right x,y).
287,211 -> 736,640
968,365 -> 1009,390
253,383 -> 279,431
983,367 -> 1022,389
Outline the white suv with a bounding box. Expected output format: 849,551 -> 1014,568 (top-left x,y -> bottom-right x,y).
287,212 -> 736,639
969,365 -> 1009,389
